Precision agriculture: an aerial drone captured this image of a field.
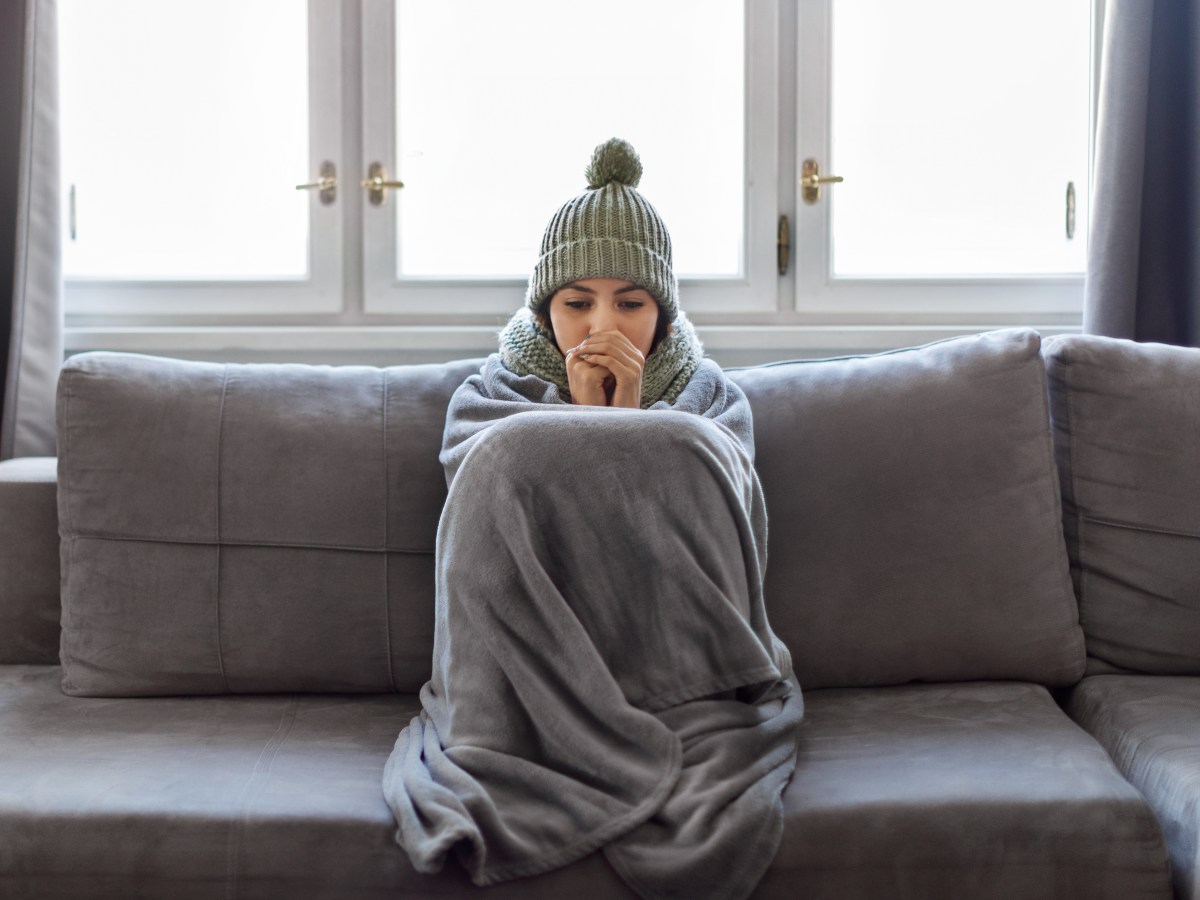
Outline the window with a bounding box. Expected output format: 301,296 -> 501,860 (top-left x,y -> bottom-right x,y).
389,1 -> 744,279
790,0 -> 1094,322
60,0 -> 343,315
359,0 -> 776,315
829,0 -> 1089,278
58,1 -> 1099,358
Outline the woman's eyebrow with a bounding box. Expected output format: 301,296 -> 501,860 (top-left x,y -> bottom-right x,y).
561,282 -> 597,294
615,285 -> 650,295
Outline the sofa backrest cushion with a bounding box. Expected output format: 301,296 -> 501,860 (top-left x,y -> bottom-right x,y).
1043,335 -> 1200,675
56,352 -> 484,696
728,329 -> 1085,689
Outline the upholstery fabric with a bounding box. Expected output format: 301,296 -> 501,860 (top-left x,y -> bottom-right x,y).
0,666 -> 637,899
55,352 -> 483,696
728,329 -> 1085,689
0,456 -> 57,663
1043,335 -> 1200,674
756,681 -> 1171,900
1067,675 -> 1200,900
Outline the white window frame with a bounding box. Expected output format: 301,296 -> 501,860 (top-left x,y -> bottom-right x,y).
788,0 -> 1097,325
359,0 -> 780,317
60,0 -> 1103,362
63,0 -> 344,317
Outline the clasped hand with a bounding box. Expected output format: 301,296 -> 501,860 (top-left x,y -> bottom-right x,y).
564,330 -> 645,408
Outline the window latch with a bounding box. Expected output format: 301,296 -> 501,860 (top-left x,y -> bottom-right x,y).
361,163 -> 406,206
778,215 -> 790,276
295,161 -> 337,205
1065,181 -> 1076,239
800,158 -> 844,205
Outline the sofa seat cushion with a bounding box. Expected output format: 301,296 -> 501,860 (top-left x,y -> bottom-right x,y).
1067,675 -> 1200,900
0,667 -> 635,899
754,681 -> 1171,900
0,671 -> 1173,899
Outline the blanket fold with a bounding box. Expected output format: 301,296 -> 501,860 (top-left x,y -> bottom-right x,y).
383,356 -> 801,900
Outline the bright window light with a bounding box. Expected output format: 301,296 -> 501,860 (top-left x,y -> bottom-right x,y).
394,0 -> 745,279
59,0 -> 309,280
830,0 -> 1091,277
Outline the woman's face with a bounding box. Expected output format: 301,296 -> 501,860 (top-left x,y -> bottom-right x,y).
543,278 -> 660,358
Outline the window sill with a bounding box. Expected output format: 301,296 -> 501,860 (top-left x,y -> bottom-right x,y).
63,321 -> 1084,368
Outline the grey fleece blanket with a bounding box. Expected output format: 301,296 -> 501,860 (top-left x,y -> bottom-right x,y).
383,355 -> 802,900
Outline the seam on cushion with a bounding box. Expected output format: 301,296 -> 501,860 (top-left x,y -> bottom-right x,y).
382,370 -> 396,692
62,531 -> 435,555
215,366 -> 231,694
1034,342 -> 1078,646
62,371 -> 75,537
1033,344 -> 1086,685
1080,514 -> 1200,541
60,375 -> 75,691
1063,354 -> 1089,632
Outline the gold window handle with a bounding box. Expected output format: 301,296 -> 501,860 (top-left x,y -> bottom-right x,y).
295,161 -> 337,205
800,158 -> 844,205
361,162 -> 405,206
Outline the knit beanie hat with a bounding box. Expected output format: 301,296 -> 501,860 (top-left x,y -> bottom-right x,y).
525,138 -> 679,320
500,138 -> 703,408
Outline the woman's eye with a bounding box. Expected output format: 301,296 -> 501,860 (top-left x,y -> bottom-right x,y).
564,300 -> 589,310
619,300 -> 646,310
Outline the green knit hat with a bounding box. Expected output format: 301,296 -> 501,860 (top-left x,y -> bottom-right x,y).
526,138 -> 679,320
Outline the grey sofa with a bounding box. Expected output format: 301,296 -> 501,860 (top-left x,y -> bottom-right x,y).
0,328 -> 1194,898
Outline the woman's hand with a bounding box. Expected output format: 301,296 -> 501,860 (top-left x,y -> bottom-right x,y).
564,330 -> 646,408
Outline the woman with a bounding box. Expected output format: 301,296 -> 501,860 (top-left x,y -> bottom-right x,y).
384,139 -> 802,900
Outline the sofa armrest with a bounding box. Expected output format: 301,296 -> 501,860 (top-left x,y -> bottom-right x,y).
0,457 -> 60,664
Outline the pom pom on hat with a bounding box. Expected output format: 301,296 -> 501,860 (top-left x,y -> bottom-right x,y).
585,138 -> 643,190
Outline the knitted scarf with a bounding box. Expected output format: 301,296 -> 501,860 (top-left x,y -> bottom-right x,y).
497,308 -> 704,408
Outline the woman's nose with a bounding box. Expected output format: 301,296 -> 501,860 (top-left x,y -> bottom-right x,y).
589,307 -> 618,334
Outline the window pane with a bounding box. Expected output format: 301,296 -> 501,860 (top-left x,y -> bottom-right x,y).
59,0 -> 309,280
394,0 -> 744,279
829,0 -> 1091,277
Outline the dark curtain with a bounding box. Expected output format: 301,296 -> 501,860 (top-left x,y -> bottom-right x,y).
1,0 -> 61,459
1085,0 -> 1200,346
0,2 -> 26,410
